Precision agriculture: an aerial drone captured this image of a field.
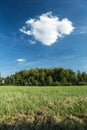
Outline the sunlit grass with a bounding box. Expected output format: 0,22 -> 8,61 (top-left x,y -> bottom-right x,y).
0,86 -> 87,116
0,86 -> 87,129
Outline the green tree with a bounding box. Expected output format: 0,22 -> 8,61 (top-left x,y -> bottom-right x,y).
47,76 -> 53,86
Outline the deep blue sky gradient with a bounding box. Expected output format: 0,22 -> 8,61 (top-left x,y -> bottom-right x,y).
0,0 -> 87,77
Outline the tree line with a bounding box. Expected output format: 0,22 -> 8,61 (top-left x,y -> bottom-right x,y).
0,68 -> 87,86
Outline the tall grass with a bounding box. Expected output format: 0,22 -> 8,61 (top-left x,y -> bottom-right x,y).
0,86 -> 87,129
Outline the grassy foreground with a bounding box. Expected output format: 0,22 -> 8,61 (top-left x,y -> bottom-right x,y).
0,86 -> 87,130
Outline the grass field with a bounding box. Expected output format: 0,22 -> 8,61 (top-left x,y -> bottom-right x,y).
0,86 -> 87,130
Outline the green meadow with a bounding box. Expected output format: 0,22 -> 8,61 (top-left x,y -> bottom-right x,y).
0,86 -> 87,130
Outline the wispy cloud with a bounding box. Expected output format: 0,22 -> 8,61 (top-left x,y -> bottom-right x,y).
19,12 -> 74,46
29,40 -> 36,44
73,26 -> 87,34
16,59 -> 26,63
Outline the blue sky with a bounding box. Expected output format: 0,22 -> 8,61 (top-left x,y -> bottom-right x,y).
0,0 -> 87,77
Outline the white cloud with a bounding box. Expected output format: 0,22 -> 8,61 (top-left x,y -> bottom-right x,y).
17,59 -> 26,63
20,12 -> 74,46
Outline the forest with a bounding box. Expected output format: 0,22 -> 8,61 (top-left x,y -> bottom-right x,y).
0,67 -> 87,86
